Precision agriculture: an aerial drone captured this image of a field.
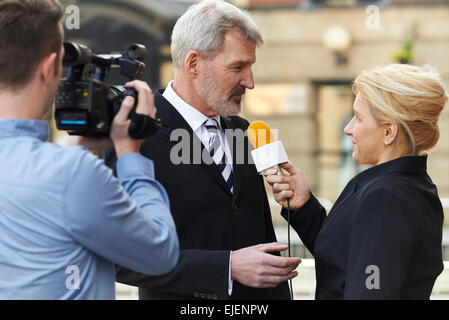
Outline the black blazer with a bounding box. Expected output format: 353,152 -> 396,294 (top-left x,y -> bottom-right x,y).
106,90 -> 290,300
284,155 -> 444,299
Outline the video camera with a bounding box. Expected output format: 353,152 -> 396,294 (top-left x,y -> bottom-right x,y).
54,42 -> 161,139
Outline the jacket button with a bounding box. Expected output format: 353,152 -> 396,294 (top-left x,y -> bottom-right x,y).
232,204 -> 238,211
193,292 -> 199,298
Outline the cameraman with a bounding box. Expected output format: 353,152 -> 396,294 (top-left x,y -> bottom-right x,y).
0,0 -> 179,299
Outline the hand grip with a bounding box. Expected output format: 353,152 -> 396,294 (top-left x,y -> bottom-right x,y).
113,88 -> 161,139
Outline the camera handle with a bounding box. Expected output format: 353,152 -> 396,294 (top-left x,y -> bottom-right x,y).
113,89 -> 161,139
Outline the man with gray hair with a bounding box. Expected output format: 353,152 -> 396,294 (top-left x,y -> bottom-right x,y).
110,0 -> 300,300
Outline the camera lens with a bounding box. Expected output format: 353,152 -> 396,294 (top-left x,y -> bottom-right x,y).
126,44 -> 147,61
63,42 -> 92,67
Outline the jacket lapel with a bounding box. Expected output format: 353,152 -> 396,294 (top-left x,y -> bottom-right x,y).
325,181 -> 359,221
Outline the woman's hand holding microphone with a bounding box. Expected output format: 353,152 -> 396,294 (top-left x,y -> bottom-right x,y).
264,161 -> 311,211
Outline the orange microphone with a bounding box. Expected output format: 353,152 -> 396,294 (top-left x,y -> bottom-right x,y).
247,120 -> 289,174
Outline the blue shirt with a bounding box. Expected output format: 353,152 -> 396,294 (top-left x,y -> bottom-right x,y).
0,119 -> 179,299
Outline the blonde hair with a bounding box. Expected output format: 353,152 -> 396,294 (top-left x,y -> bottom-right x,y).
353,64 -> 448,155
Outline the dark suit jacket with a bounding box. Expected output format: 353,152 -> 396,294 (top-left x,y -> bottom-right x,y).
283,155 -> 444,299
106,90 -> 290,300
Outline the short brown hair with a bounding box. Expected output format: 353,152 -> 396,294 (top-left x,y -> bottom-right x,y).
0,0 -> 63,90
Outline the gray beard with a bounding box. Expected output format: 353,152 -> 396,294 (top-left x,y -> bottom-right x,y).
194,70 -> 242,116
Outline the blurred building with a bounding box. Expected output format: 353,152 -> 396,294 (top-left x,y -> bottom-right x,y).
60,0 -> 190,87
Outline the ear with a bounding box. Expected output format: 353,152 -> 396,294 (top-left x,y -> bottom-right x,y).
183,50 -> 201,77
38,52 -> 58,86
384,121 -> 399,145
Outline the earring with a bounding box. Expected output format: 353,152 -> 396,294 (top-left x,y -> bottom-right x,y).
384,141 -> 389,146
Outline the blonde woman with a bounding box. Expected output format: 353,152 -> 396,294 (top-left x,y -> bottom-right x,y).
266,64 -> 448,299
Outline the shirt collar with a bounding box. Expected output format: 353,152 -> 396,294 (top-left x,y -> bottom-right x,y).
355,155 -> 428,185
0,118 -> 50,141
162,80 -> 221,132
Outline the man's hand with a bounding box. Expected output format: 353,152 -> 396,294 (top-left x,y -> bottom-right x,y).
264,161 -> 311,211
110,80 -> 156,158
231,242 -> 301,288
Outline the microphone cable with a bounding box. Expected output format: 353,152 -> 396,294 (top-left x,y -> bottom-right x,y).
287,198 -> 293,300
277,166 -> 294,300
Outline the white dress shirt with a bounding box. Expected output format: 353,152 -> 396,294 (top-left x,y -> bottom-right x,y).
162,81 -> 234,296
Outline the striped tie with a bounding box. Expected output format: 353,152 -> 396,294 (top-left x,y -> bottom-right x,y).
204,118 -> 233,193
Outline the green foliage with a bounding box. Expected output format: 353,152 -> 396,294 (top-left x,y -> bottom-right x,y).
391,39 -> 415,64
